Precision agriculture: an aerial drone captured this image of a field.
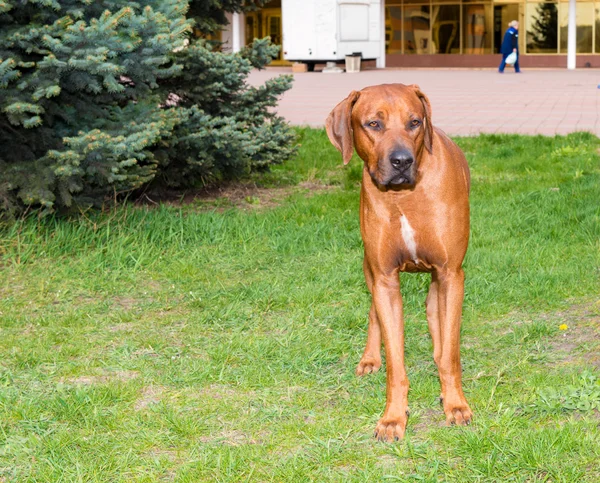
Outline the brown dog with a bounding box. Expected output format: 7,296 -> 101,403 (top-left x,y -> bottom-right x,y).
326,84 -> 472,441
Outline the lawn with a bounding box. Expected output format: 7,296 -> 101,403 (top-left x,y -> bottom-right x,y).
1,129 -> 599,482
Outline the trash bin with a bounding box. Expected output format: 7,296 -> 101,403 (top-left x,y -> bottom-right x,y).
345,53 -> 361,73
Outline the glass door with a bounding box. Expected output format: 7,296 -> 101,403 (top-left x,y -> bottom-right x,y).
244,8 -> 289,65
261,8 -> 288,64
245,12 -> 260,47
493,3 -> 521,54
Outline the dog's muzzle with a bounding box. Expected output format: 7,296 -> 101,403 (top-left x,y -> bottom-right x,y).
383,149 -> 416,185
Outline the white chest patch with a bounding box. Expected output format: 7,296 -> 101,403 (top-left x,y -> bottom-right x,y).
400,215 -> 419,263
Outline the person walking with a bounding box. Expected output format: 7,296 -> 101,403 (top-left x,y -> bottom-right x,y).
499,20 -> 520,73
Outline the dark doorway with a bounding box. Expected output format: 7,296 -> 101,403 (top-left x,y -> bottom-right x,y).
494,4 -> 519,53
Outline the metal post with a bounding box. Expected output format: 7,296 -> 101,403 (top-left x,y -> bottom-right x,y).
377,1 -> 386,68
567,0 -> 576,69
232,12 -> 241,53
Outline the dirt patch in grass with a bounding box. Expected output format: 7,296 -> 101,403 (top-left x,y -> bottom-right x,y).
547,301 -> 600,368
377,454 -> 398,469
410,407 -> 446,435
493,301 -> 600,368
20,323 -> 37,336
143,448 -> 181,481
199,383 -> 254,400
74,295 -> 98,306
145,448 -> 179,461
136,181 -> 338,212
132,347 -> 160,358
147,280 -> 162,292
199,429 -> 268,446
62,370 -> 139,385
135,385 -> 165,411
113,296 -> 138,310
109,322 -> 136,332
112,294 -> 158,310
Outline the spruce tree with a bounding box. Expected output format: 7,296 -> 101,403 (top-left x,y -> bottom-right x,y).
526,3 -> 558,52
0,0 -> 294,216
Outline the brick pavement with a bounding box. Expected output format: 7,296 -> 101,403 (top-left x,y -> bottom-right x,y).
248,68 -> 600,136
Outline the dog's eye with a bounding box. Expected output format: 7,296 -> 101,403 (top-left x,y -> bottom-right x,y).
367,121 -> 379,128
411,119 -> 421,127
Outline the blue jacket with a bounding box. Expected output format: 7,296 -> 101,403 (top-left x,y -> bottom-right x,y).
501,27 -> 518,54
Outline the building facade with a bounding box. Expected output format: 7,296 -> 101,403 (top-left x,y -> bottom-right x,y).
384,0 -> 599,67
222,0 -> 599,68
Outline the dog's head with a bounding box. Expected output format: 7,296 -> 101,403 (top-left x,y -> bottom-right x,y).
326,84 -> 433,187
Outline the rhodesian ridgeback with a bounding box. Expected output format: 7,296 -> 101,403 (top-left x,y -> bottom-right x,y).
326,84 -> 472,441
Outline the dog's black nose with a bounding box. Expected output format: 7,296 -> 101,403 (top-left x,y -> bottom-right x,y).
390,150 -> 414,170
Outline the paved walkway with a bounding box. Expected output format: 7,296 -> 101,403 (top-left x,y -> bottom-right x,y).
248,68 -> 600,136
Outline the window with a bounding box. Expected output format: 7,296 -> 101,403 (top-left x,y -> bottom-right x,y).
597,5 -> 600,53
245,14 -> 258,45
404,5 -> 431,54
384,0 -> 600,57
494,4 -> 520,54
432,5 -> 461,54
559,2 -> 593,53
463,4 -> 492,54
526,2 -> 558,53
386,6 -> 403,53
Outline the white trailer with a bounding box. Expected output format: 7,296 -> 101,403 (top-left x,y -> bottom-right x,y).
281,0 -> 384,71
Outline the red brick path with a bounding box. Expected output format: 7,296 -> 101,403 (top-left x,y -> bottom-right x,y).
248,68 -> 600,136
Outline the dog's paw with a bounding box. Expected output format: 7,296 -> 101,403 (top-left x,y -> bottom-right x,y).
374,412 -> 408,442
355,356 -> 381,376
443,403 -> 473,426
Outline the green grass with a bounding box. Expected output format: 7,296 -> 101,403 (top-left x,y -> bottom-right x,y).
1,129 -> 599,482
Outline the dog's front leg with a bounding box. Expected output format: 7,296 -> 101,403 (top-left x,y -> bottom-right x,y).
356,303 -> 383,375
437,268 -> 473,426
357,260 -> 382,376
372,273 -> 409,441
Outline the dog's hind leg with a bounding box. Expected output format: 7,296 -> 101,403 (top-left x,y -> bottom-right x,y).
356,303 -> 382,375
426,272 -> 442,370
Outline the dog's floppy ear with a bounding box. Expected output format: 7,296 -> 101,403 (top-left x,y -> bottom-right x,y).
409,85 -> 433,154
326,90 -> 360,165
